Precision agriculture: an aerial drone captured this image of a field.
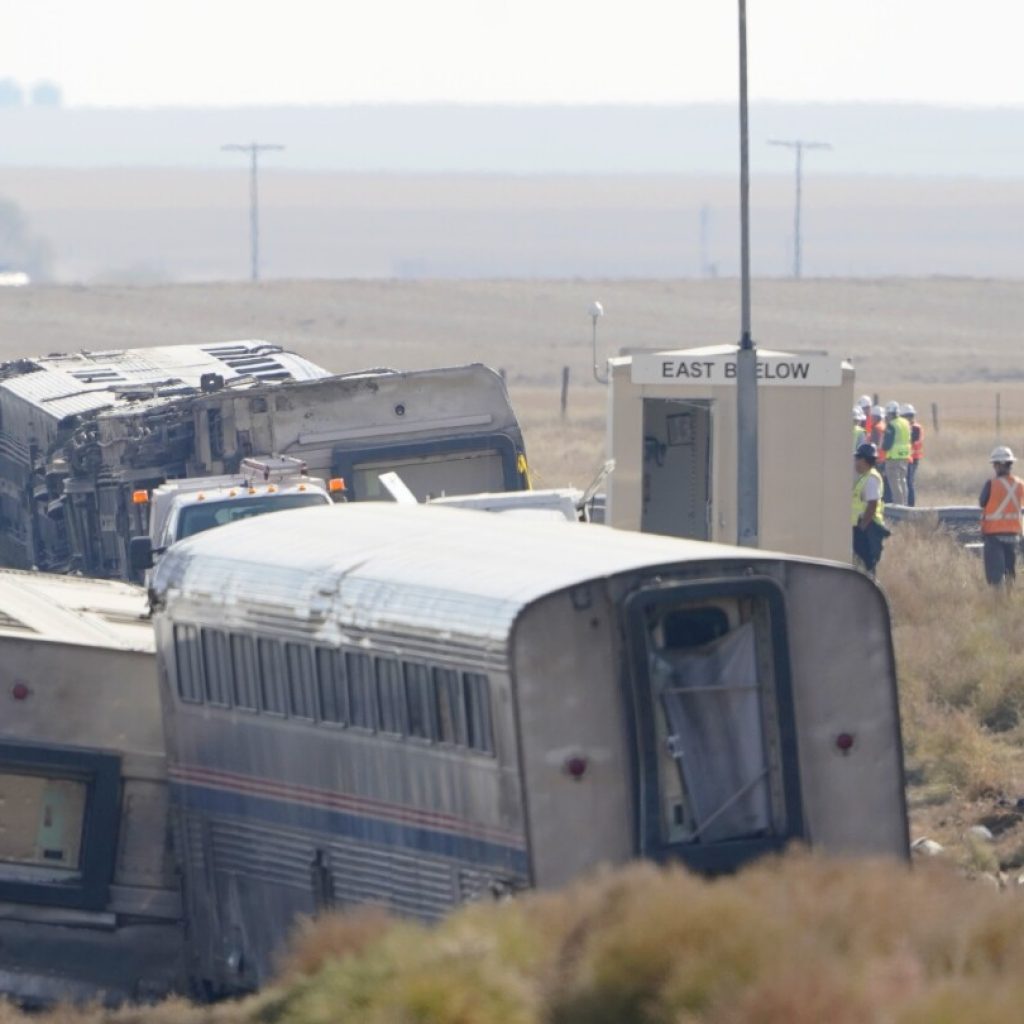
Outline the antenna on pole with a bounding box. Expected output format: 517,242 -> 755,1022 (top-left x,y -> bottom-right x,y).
767,138 -> 831,278
221,141 -> 286,282
736,0 -> 758,548
590,301 -> 607,384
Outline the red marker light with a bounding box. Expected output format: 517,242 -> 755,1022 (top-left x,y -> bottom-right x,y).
836,732 -> 855,753
12,682 -> 29,701
564,755 -> 588,780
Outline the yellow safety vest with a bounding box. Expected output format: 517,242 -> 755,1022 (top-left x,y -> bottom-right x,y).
888,416 -> 912,461
852,468 -> 885,526
853,425 -> 866,450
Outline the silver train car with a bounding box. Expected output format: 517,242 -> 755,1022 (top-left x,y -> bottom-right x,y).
0,570 -> 181,1006
149,504 -> 908,995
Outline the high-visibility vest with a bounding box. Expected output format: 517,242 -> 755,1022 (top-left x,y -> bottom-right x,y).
887,416 -> 912,461
911,422 -> 924,462
852,468 -> 885,526
853,425 -> 866,450
982,475 -> 1024,536
872,421 -> 886,462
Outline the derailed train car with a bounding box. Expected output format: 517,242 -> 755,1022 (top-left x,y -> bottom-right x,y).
0,569 -> 181,1006
149,504 -> 908,996
0,344 -> 528,579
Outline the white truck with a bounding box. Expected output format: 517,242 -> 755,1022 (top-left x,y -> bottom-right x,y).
129,456 -> 337,576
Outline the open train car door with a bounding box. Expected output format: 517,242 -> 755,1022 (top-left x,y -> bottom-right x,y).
623,559 -> 907,870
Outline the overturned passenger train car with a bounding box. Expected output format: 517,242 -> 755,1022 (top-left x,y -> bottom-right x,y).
0,344 -> 527,579
0,569 -> 180,1006
149,504 -> 908,996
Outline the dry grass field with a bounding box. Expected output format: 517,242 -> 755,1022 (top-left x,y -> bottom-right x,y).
5,279 -> 1024,1021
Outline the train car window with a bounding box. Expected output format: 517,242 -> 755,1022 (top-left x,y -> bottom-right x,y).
230,634 -> 259,711
376,658 -> 406,735
285,643 -> 318,720
316,647 -> 347,724
433,667 -> 466,746
463,673 -> 494,754
0,744 -> 121,912
200,629 -> 233,707
173,624 -> 204,703
345,652 -> 376,730
257,638 -> 288,716
403,662 -> 435,740
0,772 -> 87,876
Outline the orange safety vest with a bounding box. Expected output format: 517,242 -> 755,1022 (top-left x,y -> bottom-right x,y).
982,475 -> 1024,535
872,421 -> 886,462
911,422 -> 924,462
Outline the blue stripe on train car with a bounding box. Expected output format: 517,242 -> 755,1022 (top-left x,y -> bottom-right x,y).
171,781 -> 531,877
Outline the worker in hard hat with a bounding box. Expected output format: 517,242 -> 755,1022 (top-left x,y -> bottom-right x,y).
979,446 -> 1024,587
853,406 -> 867,451
881,401 -> 912,506
852,442 -> 890,576
902,403 -> 923,507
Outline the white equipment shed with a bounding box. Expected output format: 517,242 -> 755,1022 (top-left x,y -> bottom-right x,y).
606,345 -> 854,562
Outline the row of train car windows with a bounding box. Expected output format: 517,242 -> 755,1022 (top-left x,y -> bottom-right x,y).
173,626 -> 495,755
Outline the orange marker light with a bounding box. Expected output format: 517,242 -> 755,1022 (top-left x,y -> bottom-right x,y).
132,489 -> 149,505
329,477 -> 346,493
267,485 -> 277,493
196,494 -> 205,502
248,487 -> 257,495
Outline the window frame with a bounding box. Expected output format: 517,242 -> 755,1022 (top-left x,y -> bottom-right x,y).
316,646 -> 348,726
229,633 -> 260,712
345,651 -> 376,731
0,742 -> 121,912
173,624 -> 205,704
285,642 -> 318,721
463,672 -> 495,755
256,638 -> 288,717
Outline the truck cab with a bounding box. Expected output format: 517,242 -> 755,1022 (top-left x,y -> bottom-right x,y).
129,457 -> 336,577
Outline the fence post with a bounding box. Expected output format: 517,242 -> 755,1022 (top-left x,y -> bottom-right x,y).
997,392 -> 1002,436
560,366 -> 570,420
931,402 -> 939,434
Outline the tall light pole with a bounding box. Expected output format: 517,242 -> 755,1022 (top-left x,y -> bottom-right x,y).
768,138 -> 831,278
221,141 -> 285,282
736,0 -> 758,548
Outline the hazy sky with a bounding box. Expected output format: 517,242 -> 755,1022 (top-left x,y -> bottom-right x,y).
4,0 -> 1023,108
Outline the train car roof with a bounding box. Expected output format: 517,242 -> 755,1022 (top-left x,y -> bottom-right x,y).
152,504 -> 828,645
0,342 -> 329,421
0,569 -> 154,652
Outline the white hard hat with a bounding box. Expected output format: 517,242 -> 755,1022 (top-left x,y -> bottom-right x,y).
885,401 -> 900,415
857,394 -> 872,408
853,407 -> 866,422
901,403 -> 916,416
991,445 -> 1015,463
871,405 -> 883,417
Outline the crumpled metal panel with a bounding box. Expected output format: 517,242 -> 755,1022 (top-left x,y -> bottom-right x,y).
0,567 -> 152,651
0,342 -> 330,422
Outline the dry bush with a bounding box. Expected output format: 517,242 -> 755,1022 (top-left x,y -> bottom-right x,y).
132,855 -> 1024,1024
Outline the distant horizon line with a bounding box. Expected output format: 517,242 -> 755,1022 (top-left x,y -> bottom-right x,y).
6,99 -> 1024,114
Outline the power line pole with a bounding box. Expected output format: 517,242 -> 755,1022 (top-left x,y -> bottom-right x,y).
221,141 -> 285,281
768,138 -> 831,278
736,0 -> 758,548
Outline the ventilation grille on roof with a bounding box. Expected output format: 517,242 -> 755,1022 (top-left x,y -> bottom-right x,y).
202,345 -> 292,382
69,368 -> 126,384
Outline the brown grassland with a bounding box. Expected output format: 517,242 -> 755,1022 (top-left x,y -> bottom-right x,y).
3,280 -> 1024,1021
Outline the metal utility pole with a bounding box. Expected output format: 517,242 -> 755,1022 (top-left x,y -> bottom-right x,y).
221,141 -> 285,281
736,0 -> 758,548
768,138 -> 831,278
